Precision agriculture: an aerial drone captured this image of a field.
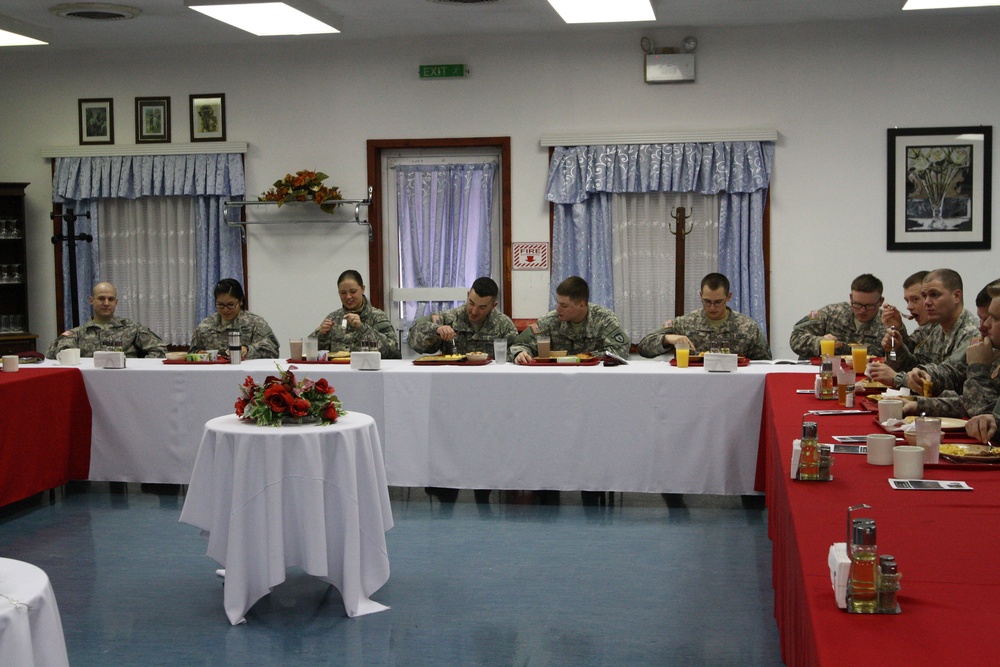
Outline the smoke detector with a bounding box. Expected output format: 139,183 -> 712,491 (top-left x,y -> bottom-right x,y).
49,3 -> 141,21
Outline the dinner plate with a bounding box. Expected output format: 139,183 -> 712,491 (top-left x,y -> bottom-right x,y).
938,443 -> 1000,464
902,416 -> 967,431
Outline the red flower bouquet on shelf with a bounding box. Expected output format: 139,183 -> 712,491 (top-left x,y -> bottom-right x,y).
236,365 -> 345,426
258,169 -> 343,209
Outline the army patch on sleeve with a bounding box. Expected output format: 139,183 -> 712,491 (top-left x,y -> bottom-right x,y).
614,333 -> 626,343
530,323 -> 542,334
809,310 -> 820,320
663,319 -> 673,329
431,314 -> 441,324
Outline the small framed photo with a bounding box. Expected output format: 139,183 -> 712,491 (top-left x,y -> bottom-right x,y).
887,125 -> 992,251
78,98 -> 114,145
189,93 -> 226,142
135,97 -> 170,143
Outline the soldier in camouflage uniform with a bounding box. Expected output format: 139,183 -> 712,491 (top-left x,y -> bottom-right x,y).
910,282 -> 1000,418
408,277 -> 516,356
789,274 -> 887,359
189,278 -> 279,359
872,269 -> 981,389
638,273 -> 771,360
46,281 -> 166,358
311,270 -> 400,358
510,276 -> 630,364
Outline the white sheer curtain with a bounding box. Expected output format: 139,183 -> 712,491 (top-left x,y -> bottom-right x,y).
610,192 -> 719,342
98,197 -> 197,345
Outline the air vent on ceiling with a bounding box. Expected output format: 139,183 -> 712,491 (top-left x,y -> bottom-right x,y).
49,3 -> 141,21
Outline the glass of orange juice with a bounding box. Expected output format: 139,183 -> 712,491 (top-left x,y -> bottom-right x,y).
675,341 -> 690,368
819,338 -> 836,357
850,344 -> 868,375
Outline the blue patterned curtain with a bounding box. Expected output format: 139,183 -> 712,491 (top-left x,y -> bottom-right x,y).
52,154 -> 245,326
545,142 -> 774,333
395,162 -> 495,322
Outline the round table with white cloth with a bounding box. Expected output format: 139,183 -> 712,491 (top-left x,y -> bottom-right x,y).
0,558 -> 70,667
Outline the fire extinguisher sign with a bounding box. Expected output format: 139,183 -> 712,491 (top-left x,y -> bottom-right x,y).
512,242 -> 549,270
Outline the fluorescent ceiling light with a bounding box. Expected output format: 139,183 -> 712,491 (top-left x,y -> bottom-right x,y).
186,1 -> 340,36
903,1 -> 1000,9
547,0 -> 655,24
0,14 -> 49,46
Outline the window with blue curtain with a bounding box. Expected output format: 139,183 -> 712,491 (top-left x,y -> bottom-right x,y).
51,153 -> 245,330
545,141 -> 774,336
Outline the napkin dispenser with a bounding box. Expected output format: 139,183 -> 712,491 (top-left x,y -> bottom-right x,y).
350,351 -> 381,371
94,350 -> 126,369
828,542 -> 851,609
703,352 -> 738,372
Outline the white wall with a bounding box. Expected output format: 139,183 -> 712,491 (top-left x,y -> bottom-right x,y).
1,14 -> 997,358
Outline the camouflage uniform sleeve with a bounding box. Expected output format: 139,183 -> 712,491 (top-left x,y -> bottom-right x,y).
638,328 -> 670,358
961,362 -> 1000,417
46,328 -> 82,359
361,308 -> 400,359
408,314 -> 446,354
510,321 -> 542,359
595,310 -> 630,359
746,325 -> 772,360
926,348 -> 969,393
915,391 -> 967,418
789,311 -> 826,358
311,311 -> 341,351
889,337 -> 919,373
244,315 -> 279,359
134,324 -> 167,358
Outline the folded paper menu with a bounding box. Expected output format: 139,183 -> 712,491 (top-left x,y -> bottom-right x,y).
888,479 -> 972,491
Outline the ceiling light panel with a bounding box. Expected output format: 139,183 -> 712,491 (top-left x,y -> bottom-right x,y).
0,14 -> 50,46
186,1 -> 340,36
547,0 -> 655,24
902,1 -> 1000,8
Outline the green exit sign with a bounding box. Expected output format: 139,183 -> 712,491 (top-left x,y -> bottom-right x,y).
419,64 -> 466,79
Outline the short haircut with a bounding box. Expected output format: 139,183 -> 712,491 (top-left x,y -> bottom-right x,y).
91,281 -> 117,298
337,270 -> 365,288
903,271 -> 929,289
556,276 -> 589,302
925,268 -> 963,293
986,281 -> 1000,301
851,274 -> 883,295
470,276 -> 499,300
214,278 -> 244,302
700,272 -> 730,294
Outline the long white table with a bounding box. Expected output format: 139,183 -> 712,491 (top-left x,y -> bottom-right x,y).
179,412 -> 392,625
21,358 -> 815,493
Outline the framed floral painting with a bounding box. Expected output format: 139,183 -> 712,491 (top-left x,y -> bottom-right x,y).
887,126 -> 992,251
135,97 -> 170,143
78,98 -> 114,145
189,93 -> 226,142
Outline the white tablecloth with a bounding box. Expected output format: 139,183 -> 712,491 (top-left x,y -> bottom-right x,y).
178,412 -> 393,625
0,558 -> 70,667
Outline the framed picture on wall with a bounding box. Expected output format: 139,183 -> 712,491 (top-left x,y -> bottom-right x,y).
135,97 -> 170,143
78,98 -> 114,145
887,126 -> 992,251
189,93 -> 226,142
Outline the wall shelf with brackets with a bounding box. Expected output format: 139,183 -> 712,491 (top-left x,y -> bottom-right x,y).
224,187 -> 373,240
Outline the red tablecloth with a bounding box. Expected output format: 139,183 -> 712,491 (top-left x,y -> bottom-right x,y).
762,373 -> 1000,666
0,369 -> 92,507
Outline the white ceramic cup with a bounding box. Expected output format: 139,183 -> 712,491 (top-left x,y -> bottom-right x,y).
866,433 -> 896,466
57,348 -> 81,366
878,399 -> 904,423
493,338 -> 507,364
915,416 -> 942,464
2,354 -> 17,372
893,445 -> 924,479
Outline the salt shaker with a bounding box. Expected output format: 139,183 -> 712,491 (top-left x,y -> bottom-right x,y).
228,330 -> 242,365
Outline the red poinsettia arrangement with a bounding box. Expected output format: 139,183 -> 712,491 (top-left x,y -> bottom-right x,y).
236,365 -> 344,426
259,169 -> 342,208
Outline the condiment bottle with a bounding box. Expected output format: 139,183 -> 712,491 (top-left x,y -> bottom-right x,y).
820,355 -> 836,400
228,330 -> 242,365
845,382 -> 855,408
799,421 -> 820,481
818,444 -> 833,481
878,555 -> 901,613
848,518 -> 879,613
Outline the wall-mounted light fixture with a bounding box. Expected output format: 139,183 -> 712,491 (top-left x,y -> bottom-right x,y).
903,1 -> 1000,9
185,0 -> 341,36
0,14 -> 50,46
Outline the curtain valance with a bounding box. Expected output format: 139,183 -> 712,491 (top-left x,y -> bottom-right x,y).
545,142 -> 773,204
53,153 -> 245,201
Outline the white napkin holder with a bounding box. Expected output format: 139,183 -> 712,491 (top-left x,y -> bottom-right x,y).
350,351 -> 381,371
828,542 -> 851,609
790,439 -> 801,479
93,350 -> 126,369
703,352 -> 738,372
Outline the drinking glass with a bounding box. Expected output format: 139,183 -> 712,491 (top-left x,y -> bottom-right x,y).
536,335 -> 551,359
493,338 -> 507,364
